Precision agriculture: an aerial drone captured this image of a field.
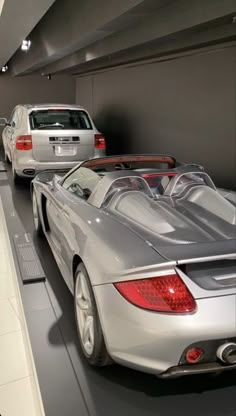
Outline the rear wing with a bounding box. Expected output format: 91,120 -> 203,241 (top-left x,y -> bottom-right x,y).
82,154 -> 176,169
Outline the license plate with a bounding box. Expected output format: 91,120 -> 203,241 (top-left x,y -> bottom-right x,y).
54,145 -> 76,156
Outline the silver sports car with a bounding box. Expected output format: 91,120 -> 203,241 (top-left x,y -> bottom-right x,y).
31,155 -> 236,378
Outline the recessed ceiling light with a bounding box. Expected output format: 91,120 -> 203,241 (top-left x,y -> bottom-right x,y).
1,65 -> 8,72
21,39 -> 31,51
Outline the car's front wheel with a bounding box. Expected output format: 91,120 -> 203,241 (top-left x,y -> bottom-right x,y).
74,263 -> 111,366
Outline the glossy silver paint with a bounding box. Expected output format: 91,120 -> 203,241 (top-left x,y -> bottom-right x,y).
32,156 -> 236,376
1,104 -> 105,178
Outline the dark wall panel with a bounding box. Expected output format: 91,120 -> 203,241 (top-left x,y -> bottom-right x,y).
0,74 -> 75,143
76,46 -> 236,189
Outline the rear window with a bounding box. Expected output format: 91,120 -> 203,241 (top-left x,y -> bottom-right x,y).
29,109 -> 92,130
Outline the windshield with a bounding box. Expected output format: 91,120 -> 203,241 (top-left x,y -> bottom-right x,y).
29,109 -> 92,130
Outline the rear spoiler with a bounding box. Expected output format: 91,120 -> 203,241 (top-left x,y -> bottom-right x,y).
157,239 -> 236,263
82,154 -> 177,169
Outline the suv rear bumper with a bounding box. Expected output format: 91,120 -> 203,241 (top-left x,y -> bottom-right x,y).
15,159 -> 81,177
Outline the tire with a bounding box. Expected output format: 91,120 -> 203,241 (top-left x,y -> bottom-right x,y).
74,263 -> 111,367
12,163 -> 22,185
32,188 -> 43,237
4,150 -> 10,164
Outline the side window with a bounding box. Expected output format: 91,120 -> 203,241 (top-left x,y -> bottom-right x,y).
9,109 -> 16,127
10,108 -> 19,128
17,108 -> 23,127
62,167 -> 101,199
78,112 -> 91,129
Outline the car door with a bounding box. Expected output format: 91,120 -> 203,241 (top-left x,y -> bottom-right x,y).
45,181 -> 72,286
46,167 -> 101,288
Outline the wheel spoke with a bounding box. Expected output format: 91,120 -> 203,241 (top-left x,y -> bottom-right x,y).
82,316 -> 92,344
76,295 -> 89,310
80,274 -> 90,303
88,319 -> 94,346
76,274 -> 91,310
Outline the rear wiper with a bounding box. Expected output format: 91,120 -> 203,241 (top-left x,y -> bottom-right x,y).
38,123 -> 64,129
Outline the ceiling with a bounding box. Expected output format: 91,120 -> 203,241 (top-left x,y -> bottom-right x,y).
0,0 -> 5,16
1,0 -> 236,76
0,0 -> 55,68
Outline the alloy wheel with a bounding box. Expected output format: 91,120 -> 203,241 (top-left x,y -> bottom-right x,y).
32,191 -> 39,230
75,271 -> 95,356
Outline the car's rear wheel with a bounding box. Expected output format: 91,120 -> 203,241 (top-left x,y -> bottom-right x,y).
32,189 -> 43,236
4,150 -> 10,164
12,163 -> 22,185
74,263 -> 111,366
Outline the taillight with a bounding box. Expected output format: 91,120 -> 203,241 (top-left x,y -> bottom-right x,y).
114,274 -> 196,313
94,134 -> 106,149
15,135 -> 32,151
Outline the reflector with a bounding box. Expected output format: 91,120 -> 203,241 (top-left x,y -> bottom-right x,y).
186,347 -> 204,363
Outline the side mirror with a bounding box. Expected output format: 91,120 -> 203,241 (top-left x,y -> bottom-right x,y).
0,117 -> 8,127
68,182 -> 84,197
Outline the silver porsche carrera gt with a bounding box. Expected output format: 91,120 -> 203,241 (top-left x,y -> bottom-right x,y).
31,155 -> 236,378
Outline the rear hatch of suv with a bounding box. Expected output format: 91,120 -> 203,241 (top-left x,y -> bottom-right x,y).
29,108 -> 95,162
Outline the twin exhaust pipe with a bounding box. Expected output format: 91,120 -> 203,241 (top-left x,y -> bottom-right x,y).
217,343 -> 236,365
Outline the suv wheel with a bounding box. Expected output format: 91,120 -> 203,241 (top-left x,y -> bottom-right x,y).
4,150 -> 10,164
12,163 -> 22,185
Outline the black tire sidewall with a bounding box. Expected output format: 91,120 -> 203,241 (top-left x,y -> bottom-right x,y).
12,163 -> 21,185
4,150 -> 10,164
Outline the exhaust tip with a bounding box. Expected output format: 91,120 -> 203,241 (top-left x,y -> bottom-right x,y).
23,169 -> 35,176
217,343 -> 236,364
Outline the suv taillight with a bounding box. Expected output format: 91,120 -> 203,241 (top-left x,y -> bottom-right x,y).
114,273 -> 196,313
94,134 -> 106,149
15,135 -> 32,151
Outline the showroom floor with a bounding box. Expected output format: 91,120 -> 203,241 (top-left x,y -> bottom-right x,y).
0,196 -> 45,416
0,151 -> 236,416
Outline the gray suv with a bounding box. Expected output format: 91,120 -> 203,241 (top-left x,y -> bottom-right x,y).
0,104 -> 106,184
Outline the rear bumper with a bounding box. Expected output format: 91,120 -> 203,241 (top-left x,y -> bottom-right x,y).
94,284 -> 236,376
159,362 -> 236,379
14,147 -> 106,177
14,159 -> 80,177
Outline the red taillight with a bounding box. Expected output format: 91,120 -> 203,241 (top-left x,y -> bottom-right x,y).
15,135 -> 32,151
186,347 -> 204,363
114,274 -> 196,313
94,134 -> 106,149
